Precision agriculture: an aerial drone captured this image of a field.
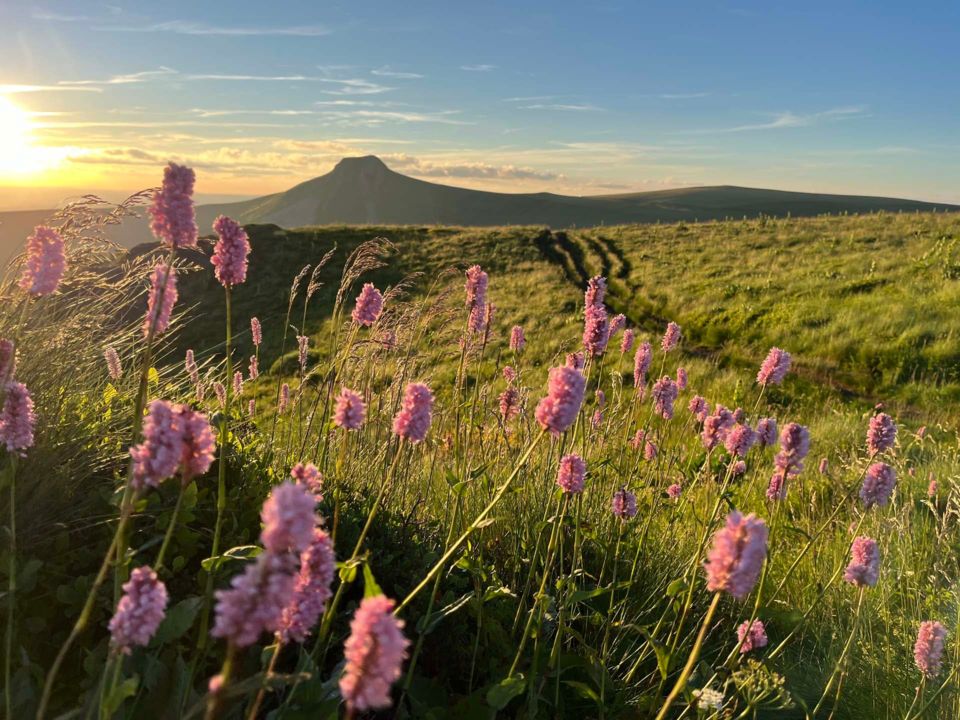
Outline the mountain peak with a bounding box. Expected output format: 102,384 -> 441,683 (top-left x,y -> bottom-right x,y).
331,155 -> 390,175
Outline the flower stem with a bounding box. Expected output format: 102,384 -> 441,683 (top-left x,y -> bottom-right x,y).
653,592 -> 722,720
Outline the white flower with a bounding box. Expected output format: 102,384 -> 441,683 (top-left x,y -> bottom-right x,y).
693,686 -> 724,710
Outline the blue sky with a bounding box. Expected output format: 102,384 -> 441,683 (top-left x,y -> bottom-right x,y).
1,0 -> 958,204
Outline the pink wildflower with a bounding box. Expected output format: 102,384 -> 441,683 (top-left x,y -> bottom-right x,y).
661,321 -> 681,352
644,440 -> 658,461
620,328 -> 635,354
928,478 -> 937,497
185,349 -> 199,384
250,317 -> 262,346
392,383 -> 434,443
248,355 -> 259,381
233,371 -> 243,397
583,303 -> 610,357
766,472 -> 787,501
844,536 -> 880,587
860,462 -> 896,509
914,621 -> 948,678
334,388 -> 366,430
104,347 -> 122,380
608,313 -> 626,337
211,215 -> 250,287
756,418 -> 778,447
130,400 -> 181,490
774,422 -> 810,477
689,395 -> 710,422
503,366 -> 517,383
352,283 -> 384,327
213,382 -> 226,409
652,376 -> 678,419
290,462 -> 323,500
867,412 -> 897,456
499,386 -> 520,421
736,620 -> 768,654
279,383 -> 290,413
633,341 -> 652,388
0,381 -> 35,454
612,488 -> 638,520
179,407 -> 216,482
676,367 -> 688,391
465,265 -> 488,308
20,225 -> 66,296
108,565 -> 168,654
556,453 -> 587,494
148,163 -> 197,248
143,263 -> 177,337
212,552 -> 297,647
509,325 -> 525,352
278,527 -> 336,644
724,424 -> 757,457
584,275 -> 606,308
566,352 -> 585,371
757,347 -> 791,386
339,595 -> 409,713
667,483 -> 682,500
631,429 -> 646,451
704,511 -> 769,600
260,481 -> 317,555
535,365 -> 586,436
732,460 -> 747,476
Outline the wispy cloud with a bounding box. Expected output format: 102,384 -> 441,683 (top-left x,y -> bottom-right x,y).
319,78 -> 393,95
659,92 -> 711,99
59,67 -> 178,86
382,154 -> 561,181
32,10 -> 92,22
519,103 -> 604,112
460,64 -> 496,72
94,20 -> 331,36
685,106 -> 868,134
371,66 -> 423,79
185,73 -> 318,82
0,84 -> 102,94
502,95 -> 558,103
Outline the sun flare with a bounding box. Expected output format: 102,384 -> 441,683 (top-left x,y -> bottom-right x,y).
0,95 -> 67,178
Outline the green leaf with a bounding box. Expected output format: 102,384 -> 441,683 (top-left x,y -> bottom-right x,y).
666,578 -> 688,598
102,676 -> 138,717
563,680 -> 600,704
147,367 -> 159,385
152,596 -> 202,645
201,545 -> 261,573
486,674 -> 526,710
362,563 -> 382,598
416,591 -> 474,635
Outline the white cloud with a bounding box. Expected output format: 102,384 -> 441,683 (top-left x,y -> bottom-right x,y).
0,84 -> 101,94
58,67 -> 178,86
460,64 -> 496,72
371,67 -> 424,79
94,20 -> 331,36
519,103 -> 603,112
685,106 -> 869,134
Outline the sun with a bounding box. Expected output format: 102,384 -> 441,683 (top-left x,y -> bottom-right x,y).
0,95 -> 66,177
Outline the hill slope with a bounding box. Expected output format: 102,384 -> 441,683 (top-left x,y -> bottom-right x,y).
212,155 -> 958,228
1,155 -> 956,263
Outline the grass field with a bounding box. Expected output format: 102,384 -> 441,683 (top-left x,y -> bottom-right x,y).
3,204 -> 959,719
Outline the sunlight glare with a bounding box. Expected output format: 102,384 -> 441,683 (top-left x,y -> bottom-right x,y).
0,95 -> 67,177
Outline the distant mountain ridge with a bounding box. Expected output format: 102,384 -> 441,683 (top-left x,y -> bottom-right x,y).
1,154 -> 957,261
203,155 -> 958,228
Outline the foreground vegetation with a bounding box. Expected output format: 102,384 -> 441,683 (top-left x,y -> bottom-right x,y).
1,168 -> 958,719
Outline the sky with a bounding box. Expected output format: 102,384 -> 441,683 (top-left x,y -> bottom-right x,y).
0,0 -> 958,208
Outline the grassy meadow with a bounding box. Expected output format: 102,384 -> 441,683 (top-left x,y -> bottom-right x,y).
2,196 -> 959,720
